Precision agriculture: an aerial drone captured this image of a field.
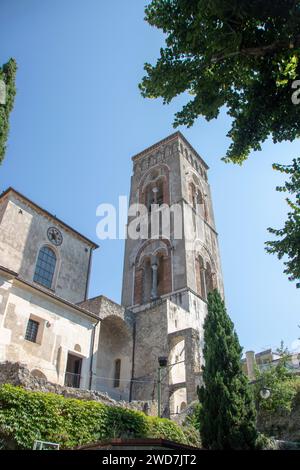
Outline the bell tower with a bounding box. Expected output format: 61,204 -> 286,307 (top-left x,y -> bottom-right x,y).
122,132 -> 224,416
122,131 -> 223,309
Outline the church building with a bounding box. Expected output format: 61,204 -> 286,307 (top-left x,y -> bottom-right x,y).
0,132 -> 224,417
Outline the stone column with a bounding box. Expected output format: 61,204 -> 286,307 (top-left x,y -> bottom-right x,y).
184,329 -> 200,404
245,351 -> 256,380
151,261 -> 158,300
89,321 -> 101,390
56,346 -> 68,386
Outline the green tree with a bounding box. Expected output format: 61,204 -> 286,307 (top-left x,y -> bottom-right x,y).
139,1 -> 300,286
0,58 -> 17,164
254,351 -> 300,414
140,0 -> 300,163
266,158 -> 300,287
198,290 -> 258,449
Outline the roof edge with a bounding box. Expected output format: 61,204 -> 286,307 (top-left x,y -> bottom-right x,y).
0,265 -> 100,322
0,187 -> 99,249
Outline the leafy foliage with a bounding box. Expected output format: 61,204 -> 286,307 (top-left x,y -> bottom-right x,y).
140,1 -> 300,287
254,353 -> 300,414
265,158 -> 300,285
184,402 -> 202,432
140,0 -> 300,164
0,384 -> 199,449
198,290 -> 258,449
0,58 -> 17,164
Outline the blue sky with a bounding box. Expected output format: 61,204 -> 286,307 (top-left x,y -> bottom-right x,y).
1,0 -> 299,354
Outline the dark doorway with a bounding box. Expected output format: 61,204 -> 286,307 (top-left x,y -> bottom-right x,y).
64,353 -> 82,388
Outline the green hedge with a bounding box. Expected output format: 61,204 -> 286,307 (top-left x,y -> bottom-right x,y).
0,384 -> 200,449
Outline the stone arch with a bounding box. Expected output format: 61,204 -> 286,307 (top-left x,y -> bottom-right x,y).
96,315 -> 132,400
180,401 -> 187,412
169,387 -> 187,416
139,164 -> 170,208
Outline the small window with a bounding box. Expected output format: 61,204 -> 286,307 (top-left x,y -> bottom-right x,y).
25,319 -> 39,343
114,359 -> 121,388
33,246 -> 56,289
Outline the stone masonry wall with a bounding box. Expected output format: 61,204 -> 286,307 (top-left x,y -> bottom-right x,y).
0,361 -> 157,416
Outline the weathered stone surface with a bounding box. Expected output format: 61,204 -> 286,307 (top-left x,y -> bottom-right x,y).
120,133 -> 224,416
257,398 -> 300,443
0,189 -> 95,304
0,361 -> 157,415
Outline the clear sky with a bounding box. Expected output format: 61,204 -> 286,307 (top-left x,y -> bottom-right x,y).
1,0 -> 299,355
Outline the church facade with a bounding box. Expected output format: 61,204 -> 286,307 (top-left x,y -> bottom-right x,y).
0,132 -> 223,416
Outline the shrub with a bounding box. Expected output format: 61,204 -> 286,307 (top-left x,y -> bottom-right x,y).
0,384 -> 199,449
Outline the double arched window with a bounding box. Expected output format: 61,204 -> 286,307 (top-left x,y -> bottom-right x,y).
189,182 -> 208,221
33,246 -> 57,289
195,255 -> 215,300
140,252 -> 169,303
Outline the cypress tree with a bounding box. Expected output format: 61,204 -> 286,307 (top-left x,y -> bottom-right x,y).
198,290 -> 258,449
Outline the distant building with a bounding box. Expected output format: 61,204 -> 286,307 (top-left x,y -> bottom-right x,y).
242,349 -> 300,380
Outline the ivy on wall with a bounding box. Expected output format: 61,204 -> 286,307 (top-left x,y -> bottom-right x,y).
0,384 -> 200,449
0,58 -> 17,164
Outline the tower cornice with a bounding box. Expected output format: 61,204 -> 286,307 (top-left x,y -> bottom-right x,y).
131,131 -> 209,170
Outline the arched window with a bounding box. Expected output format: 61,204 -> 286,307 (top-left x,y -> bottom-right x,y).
189,182 -> 197,211
33,246 -> 56,289
196,255 -> 206,299
180,401 -> 187,412
196,256 -> 215,300
114,359 -> 121,388
145,178 -> 165,213
205,262 -> 214,295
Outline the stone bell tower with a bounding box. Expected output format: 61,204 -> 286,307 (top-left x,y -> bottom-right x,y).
122,132 -> 224,416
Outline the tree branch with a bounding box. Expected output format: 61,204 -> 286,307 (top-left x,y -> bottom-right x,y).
211,34 -> 300,63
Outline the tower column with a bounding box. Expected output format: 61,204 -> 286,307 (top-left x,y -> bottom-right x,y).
151,258 -> 158,300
